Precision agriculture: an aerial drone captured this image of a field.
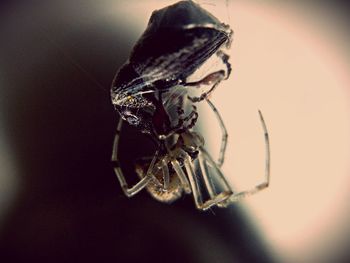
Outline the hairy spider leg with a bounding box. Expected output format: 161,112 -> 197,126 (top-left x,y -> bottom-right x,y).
184,50 -> 232,102
185,70 -> 225,102
216,50 -> 232,80
111,118 -> 159,197
175,104 -> 198,132
164,96 -> 199,136
206,99 -> 228,167
170,95 -> 185,131
220,110 -> 270,205
183,105 -> 199,130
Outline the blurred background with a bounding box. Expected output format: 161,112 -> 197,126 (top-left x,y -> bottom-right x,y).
0,0 -> 350,262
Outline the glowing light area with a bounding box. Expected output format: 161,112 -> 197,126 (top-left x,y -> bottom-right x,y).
203,1 -> 350,262
103,1 -> 350,261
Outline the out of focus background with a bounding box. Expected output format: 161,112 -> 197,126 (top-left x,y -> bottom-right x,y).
0,1 -> 350,262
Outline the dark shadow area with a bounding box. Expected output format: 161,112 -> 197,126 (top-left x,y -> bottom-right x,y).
0,1 -> 276,262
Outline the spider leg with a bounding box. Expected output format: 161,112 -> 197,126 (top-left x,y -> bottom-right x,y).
216,50 -> 232,80
161,158 -> 170,190
172,96 -> 185,130
206,99 -> 228,167
183,105 -> 198,130
183,50 -> 231,103
167,101 -> 198,135
182,151 -> 203,207
181,149 -> 232,211
111,118 -> 158,197
197,147 -> 233,209
223,110 -> 270,204
184,70 -> 225,103
171,159 -> 191,194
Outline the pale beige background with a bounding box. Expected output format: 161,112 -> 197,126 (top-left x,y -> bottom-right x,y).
1,1 -> 349,262
108,0 -> 350,262
204,1 -> 350,262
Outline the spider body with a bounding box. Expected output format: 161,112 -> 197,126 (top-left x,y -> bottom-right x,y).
111,1 -> 270,211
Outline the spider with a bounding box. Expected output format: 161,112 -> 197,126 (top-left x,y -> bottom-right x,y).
111,0 -> 270,210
